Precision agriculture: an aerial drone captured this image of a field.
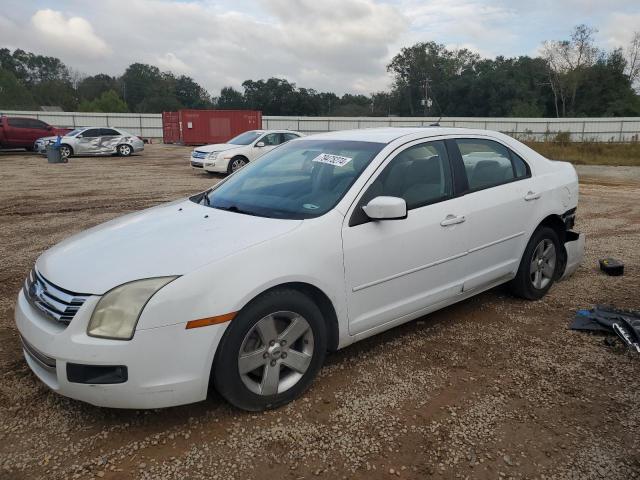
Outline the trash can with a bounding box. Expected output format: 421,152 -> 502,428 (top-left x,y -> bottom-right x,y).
46,144 -> 67,163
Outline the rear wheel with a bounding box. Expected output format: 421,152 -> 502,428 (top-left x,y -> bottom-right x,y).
117,144 -> 132,156
510,226 -> 560,300
213,289 -> 327,411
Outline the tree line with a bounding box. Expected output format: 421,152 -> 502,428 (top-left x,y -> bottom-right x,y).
1,25 -> 638,117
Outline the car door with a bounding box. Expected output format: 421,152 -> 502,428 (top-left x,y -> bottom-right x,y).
452,138 -> 538,292
75,128 -> 102,154
342,139 -> 469,336
6,118 -> 32,147
250,133 -> 282,160
99,128 -> 121,153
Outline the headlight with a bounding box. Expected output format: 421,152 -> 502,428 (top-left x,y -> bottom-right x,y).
207,152 -> 218,160
87,276 -> 178,340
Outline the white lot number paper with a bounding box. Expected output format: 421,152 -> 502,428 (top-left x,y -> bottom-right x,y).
312,153 -> 353,167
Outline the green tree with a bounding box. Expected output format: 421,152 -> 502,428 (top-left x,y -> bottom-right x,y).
77,74 -> 119,102
217,86 -> 245,109
78,89 -> 128,113
0,68 -> 37,109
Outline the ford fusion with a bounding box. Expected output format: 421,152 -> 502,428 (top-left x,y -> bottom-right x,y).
16,128 -> 584,411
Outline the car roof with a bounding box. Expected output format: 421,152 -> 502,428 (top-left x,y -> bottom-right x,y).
306,127 -> 499,144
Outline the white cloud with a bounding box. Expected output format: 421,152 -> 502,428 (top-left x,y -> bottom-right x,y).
156,53 -> 192,74
30,9 -> 111,58
600,12 -> 640,49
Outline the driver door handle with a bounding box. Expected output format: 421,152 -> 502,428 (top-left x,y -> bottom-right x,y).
440,214 -> 466,227
524,191 -> 541,201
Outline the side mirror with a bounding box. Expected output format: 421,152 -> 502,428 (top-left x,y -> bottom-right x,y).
362,196 -> 407,220
47,125 -> 53,131
255,141 -> 265,148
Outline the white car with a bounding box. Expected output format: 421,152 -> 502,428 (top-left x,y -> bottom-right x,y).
190,129 -> 303,174
16,127 -> 584,411
51,127 -> 144,158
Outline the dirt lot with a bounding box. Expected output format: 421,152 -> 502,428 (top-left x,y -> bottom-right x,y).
0,144 -> 639,480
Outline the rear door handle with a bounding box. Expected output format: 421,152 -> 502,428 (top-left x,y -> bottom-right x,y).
440,214 -> 466,227
524,191 -> 541,201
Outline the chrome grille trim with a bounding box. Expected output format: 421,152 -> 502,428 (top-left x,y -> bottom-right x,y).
20,335 -> 56,373
191,150 -> 208,159
24,269 -> 90,325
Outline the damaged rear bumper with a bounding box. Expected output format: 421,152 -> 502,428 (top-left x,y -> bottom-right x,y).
560,231 -> 585,281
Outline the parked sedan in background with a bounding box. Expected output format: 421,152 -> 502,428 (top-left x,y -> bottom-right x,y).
16,127 -> 584,411
0,115 -> 72,150
49,127 -> 144,158
190,129 -> 302,174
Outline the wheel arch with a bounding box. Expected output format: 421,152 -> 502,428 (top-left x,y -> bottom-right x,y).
237,282 -> 340,352
531,213 -> 568,278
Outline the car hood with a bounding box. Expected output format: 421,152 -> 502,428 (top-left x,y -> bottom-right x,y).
36,199 -> 302,295
194,143 -> 243,153
36,136 -> 57,142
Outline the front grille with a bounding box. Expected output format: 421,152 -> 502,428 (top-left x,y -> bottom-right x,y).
24,269 -> 90,325
191,150 -> 208,159
190,161 -> 204,168
20,335 -> 56,373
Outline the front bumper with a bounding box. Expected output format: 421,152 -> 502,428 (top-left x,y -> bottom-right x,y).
560,232 -> 585,281
202,158 -> 229,173
15,289 -> 226,409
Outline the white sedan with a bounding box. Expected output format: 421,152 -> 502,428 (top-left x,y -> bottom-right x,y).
16,127 -> 584,411
190,129 -> 302,174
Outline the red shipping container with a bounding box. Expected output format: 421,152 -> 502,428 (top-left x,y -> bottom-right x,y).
162,109 -> 262,146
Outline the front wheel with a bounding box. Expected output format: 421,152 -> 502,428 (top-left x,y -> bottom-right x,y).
213,289 -> 327,411
117,144 -> 132,156
227,156 -> 247,174
510,226 -> 560,300
59,144 -> 72,158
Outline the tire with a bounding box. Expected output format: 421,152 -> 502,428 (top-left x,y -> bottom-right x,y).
227,156 -> 247,174
213,288 -> 327,411
510,226 -> 560,300
59,144 -> 72,158
117,144 -> 132,157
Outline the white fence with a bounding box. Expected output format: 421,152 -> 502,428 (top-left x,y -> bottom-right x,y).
264,116 -> 640,142
3,110 -> 639,142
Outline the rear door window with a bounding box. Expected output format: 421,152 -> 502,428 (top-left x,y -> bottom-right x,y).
456,139 -> 527,190
26,119 -> 49,130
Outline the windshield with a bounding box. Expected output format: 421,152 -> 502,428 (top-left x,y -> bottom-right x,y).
193,139 -> 385,219
228,131 -> 263,145
66,129 -> 84,137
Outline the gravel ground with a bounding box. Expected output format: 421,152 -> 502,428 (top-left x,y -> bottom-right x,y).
0,145 -> 638,480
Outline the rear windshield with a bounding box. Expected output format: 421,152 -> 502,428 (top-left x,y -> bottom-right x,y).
193,139 -> 385,219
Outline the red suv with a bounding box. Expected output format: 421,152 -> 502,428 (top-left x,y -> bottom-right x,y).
0,116 -> 72,150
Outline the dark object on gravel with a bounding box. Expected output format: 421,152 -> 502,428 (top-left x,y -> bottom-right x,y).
572,305 -> 640,353
599,258 -> 624,276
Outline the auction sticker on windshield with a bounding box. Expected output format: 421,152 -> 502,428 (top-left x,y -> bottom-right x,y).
312,153 -> 353,167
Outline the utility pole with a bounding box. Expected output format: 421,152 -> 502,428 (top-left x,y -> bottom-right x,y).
422,77 -> 432,116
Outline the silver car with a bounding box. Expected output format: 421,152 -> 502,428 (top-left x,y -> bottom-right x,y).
43,127 -> 145,158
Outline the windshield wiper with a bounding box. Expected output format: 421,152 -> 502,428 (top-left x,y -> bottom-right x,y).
214,205 -> 263,217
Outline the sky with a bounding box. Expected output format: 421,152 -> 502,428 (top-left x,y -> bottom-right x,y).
0,0 -> 639,96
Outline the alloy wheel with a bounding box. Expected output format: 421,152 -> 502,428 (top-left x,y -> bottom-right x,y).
238,311 -> 314,396
231,158 -> 246,172
529,239 -> 556,289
